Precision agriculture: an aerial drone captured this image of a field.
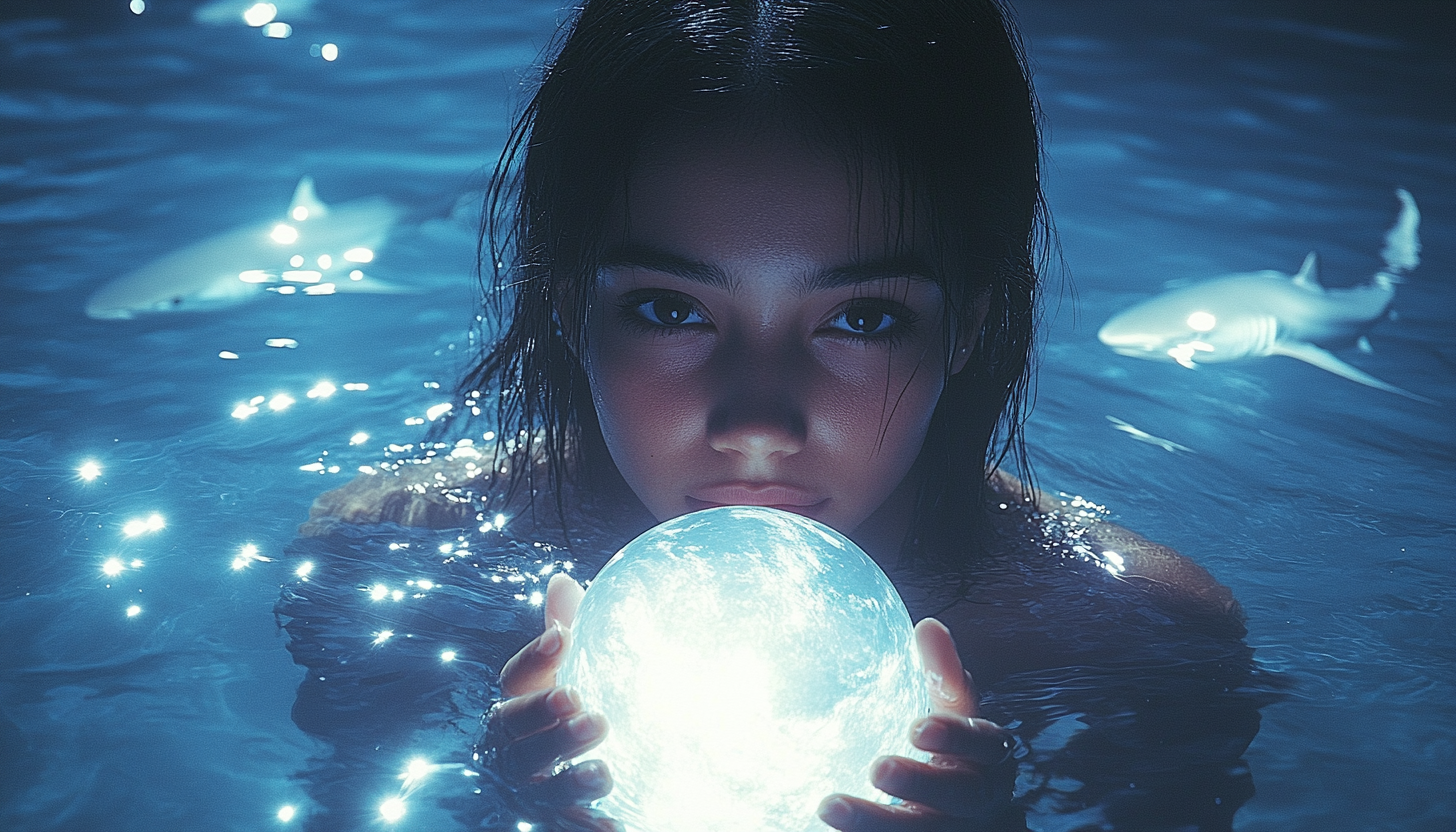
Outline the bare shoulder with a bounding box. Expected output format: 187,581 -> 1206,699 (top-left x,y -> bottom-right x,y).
298,443 -> 509,536
987,469 -> 1243,625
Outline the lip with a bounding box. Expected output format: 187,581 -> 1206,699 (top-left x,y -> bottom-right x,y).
687,482 -> 826,515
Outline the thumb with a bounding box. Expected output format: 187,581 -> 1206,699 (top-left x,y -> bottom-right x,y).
546,571 -> 585,629
915,618 -> 979,718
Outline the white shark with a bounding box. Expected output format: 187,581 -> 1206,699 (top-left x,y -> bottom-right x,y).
1098,189 -> 1431,402
85,177 -> 406,320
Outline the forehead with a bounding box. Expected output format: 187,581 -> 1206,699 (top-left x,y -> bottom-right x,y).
611,123 -> 926,268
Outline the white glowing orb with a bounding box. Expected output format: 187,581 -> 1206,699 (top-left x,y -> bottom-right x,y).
557,506 -> 929,832
78,460 -> 102,481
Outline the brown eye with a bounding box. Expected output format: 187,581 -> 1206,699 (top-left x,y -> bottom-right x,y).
633,295 -> 705,327
845,308 -> 885,333
653,297 -> 693,324
831,303 -> 897,336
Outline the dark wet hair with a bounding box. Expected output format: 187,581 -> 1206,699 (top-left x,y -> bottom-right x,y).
469,0 -> 1047,559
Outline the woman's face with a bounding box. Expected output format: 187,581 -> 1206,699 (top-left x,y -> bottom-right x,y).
578,127 -> 976,545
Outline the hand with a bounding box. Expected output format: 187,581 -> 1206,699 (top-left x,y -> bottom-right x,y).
482,573 -> 620,832
817,618 -> 1022,832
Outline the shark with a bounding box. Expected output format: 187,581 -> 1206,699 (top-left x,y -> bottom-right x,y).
1097,189 -> 1431,402
85,177 -> 407,320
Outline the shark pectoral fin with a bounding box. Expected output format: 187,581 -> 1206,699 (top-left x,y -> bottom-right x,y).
1380,188 -> 1420,274
1270,340 -> 1433,404
289,176 -> 331,219
1291,251 -> 1321,290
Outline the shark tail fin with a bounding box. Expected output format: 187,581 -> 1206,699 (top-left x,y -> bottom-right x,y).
289,176 -> 330,220
1291,251 -> 1321,290
1380,188 -> 1420,275
1270,340 -> 1433,404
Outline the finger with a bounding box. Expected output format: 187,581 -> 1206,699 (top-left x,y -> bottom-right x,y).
914,618 -> 978,718
501,620 -> 570,698
500,711 -> 608,783
818,794 -> 944,832
869,755 -> 989,819
554,805 -> 626,832
492,686 -> 582,743
910,714 -> 1014,765
519,758 -> 614,807
547,572 -> 585,629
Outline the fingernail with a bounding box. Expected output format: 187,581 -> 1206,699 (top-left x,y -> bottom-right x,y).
574,759 -> 609,792
565,712 -> 602,742
924,670 -> 960,704
545,686 -> 580,718
873,758 -> 908,793
538,621 -> 564,657
817,796 -> 851,828
912,718 -> 949,750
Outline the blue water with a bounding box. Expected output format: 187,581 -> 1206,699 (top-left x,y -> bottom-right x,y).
2,2 -> 1452,830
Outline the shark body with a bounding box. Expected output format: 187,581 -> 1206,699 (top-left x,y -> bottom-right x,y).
1098,189 -> 1429,402
84,177 -> 406,320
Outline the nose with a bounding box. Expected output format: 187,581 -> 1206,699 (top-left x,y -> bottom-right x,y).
705,349 -> 807,468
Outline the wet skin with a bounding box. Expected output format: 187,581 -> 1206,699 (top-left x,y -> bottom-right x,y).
488,126 -> 1016,831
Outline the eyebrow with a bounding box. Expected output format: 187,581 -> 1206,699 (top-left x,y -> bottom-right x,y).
599,244 -> 938,292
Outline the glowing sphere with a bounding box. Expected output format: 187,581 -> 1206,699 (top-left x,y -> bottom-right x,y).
557,506 -> 929,832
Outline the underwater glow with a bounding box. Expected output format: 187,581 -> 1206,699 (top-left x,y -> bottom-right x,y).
219,351 -> 239,360
276,805 -> 296,822
264,338 -> 298,349
349,432 -> 369,445
268,394 -> 295,412
321,43 -> 339,61
306,381 -> 336,399
126,605 -> 141,617
1186,311 -> 1217,332
232,402 -> 260,419
372,630 -> 394,645
316,254 -> 332,269
342,382 -> 368,391
242,2 -> 276,26
262,21 -> 291,38
378,797 -> 405,823
557,506 -> 929,832
102,557 -> 125,577
425,403 -> 452,421
439,650 -> 456,662
129,0 -> 145,14
289,255 -> 305,268
344,247 -> 373,262
270,223 -> 298,244
78,460 -> 102,481
295,561 -> 314,578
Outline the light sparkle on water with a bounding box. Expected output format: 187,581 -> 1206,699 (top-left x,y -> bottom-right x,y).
78,460 -> 102,481
379,797 -> 406,823
276,805 -> 296,822
122,514 -> 165,537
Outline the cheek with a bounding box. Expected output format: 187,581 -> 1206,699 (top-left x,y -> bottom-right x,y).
586,334 -> 707,469
812,343 -> 945,456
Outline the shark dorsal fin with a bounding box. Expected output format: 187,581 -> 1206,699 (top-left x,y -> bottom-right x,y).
288,176 -> 330,220
1291,251 -> 1321,291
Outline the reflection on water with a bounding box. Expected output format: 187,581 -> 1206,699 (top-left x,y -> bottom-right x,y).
0,1 -> 1451,831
